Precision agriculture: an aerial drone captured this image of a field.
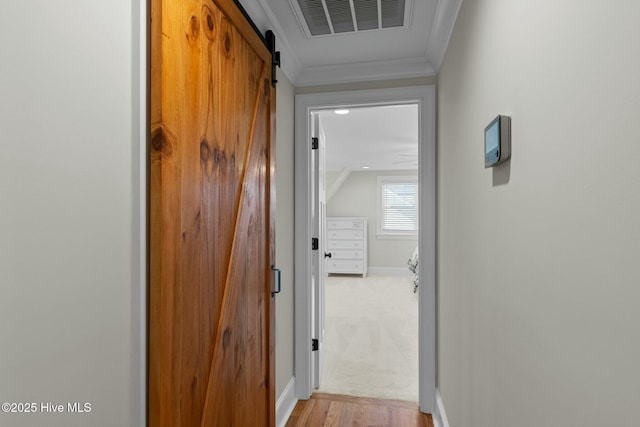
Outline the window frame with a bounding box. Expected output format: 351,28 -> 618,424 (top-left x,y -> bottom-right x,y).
376,175 -> 419,239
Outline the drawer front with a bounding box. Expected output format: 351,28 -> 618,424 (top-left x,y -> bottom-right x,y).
329,249 -> 364,260
327,239 -> 363,250
328,229 -> 363,240
327,219 -> 364,230
328,259 -> 364,273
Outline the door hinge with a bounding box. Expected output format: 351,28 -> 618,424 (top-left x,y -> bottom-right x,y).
312,339 -> 319,351
311,137 -> 319,150
312,238 -> 319,250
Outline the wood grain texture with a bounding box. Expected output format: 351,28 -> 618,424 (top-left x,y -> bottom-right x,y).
149,0 -> 275,425
285,394 -> 434,427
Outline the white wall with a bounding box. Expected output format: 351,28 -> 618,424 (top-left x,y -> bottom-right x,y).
327,170 -> 418,269
275,69 -> 296,399
437,1 -> 640,426
0,1 -> 141,426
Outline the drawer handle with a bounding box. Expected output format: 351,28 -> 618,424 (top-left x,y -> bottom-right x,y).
324,252 -> 332,259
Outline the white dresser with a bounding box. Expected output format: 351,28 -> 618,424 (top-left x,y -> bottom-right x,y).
326,217 -> 368,277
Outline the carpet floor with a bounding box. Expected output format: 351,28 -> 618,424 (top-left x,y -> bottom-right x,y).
317,274 -> 419,403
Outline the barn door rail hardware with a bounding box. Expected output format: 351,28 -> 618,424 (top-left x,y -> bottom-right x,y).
233,1 -> 281,87
265,30 -> 281,87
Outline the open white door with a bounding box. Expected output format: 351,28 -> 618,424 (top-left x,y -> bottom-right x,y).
310,113 -> 327,389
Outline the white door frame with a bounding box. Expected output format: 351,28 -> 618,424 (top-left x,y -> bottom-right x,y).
310,113 -> 327,389
293,86 -> 437,413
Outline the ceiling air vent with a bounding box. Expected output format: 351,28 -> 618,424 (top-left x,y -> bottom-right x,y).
291,0 -> 412,37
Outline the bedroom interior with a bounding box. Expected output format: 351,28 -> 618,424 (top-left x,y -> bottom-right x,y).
318,104 -> 420,402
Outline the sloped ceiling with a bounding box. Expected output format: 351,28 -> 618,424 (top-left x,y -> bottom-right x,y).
241,0 -> 463,86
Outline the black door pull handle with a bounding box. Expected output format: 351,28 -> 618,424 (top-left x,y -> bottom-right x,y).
324,252 -> 332,258
271,265 -> 281,296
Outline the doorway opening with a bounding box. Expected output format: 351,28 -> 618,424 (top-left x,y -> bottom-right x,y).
316,104 -> 420,402
294,86 -> 436,413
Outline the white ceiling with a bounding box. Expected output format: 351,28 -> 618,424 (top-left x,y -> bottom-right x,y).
244,0 -> 463,86
319,104 -> 418,171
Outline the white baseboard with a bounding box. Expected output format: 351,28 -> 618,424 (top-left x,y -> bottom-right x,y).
367,267 -> 411,276
433,389 -> 450,427
276,377 -> 298,427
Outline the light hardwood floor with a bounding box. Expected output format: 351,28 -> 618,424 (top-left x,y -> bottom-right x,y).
285,393 -> 434,427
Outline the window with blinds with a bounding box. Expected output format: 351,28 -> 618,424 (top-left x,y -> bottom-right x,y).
377,176 -> 418,238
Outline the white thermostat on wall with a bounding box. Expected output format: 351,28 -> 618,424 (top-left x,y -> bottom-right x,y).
484,115 -> 511,168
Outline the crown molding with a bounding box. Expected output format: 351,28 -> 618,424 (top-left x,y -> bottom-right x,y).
424,0 -> 463,72
295,56 -> 436,87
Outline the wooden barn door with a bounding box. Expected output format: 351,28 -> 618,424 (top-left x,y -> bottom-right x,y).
149,0 -> 276,425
